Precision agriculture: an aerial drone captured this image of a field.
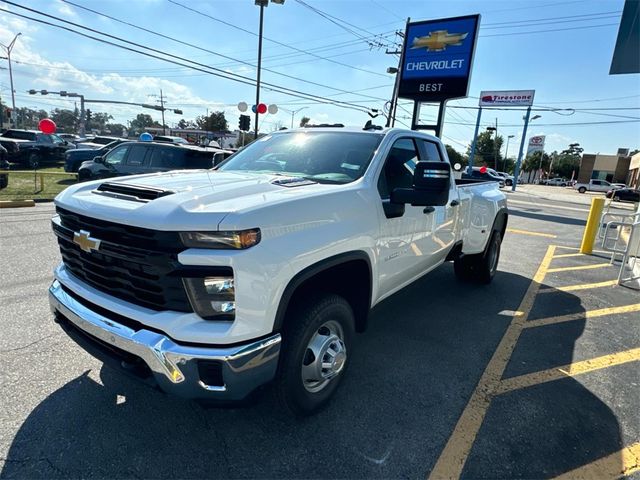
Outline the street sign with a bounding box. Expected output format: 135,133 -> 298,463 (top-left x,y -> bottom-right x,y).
479,90 -> 535,107
398,14 -> 480,102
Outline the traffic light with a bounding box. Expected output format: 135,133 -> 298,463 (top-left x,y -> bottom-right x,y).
239,114 -> 250,132
173,109 -> 183,115
85,109 -> 92,122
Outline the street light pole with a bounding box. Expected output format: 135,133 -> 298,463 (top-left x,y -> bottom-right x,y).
254,2 -> 265,137
1,32 -> 22,128
505,134 -> 515,171
279,106 -> 308,128
160,89 -> 166,135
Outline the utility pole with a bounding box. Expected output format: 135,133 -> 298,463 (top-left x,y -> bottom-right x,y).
1,32 -> 21,128
494,118 -> 498,171
385,27 -> 406,128
160,89 -> 166,135
254,3 -> 265,137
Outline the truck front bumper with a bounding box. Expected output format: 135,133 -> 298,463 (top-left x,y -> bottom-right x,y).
49,280 -> 281,401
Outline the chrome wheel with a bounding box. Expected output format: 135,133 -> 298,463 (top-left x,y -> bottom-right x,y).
301,320 -> 347,393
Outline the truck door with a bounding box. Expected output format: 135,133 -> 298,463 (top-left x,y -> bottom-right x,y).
415,138 -> 458,266
376,137 -> 436,295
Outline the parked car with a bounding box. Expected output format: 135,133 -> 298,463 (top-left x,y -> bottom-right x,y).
153,135 -> 190,145
546,178 -> 568,187
574,179 -> 624,193
0,145 -> 8,189
462,166 -> 505,187
50,127 -> 508,415
59,133 -> 80,143
77,141 -> 222,181
64,139 -> 128,172
606,188 -> 640,203
76,136 -> 126,150
495,171 -> 514,186
0,129 -> 74,167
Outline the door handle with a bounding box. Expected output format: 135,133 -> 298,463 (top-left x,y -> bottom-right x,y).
450,200 -> 460,207
423,206 -> 435,214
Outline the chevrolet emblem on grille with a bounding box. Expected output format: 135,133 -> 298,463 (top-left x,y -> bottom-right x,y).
73,230 -> 101,253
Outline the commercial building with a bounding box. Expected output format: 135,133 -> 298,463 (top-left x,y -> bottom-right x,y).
577,148 -> 632,185
627,151 -> 640,189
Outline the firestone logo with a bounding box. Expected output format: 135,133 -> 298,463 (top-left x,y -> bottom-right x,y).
481,94 -> 533,103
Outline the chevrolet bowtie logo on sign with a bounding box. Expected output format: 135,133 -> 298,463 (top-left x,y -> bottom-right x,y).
73,230 -> 101,253
411,30 -> 469,52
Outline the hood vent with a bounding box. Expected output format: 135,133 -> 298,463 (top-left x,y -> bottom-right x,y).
271,177 -> 316,187
93,182 -> 175,203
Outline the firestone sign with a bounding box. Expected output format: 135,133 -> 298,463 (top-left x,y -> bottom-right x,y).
398,15 -> 480,102
479,90 -> 535,107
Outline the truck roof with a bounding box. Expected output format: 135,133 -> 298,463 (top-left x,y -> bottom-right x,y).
274,126 -> 441,142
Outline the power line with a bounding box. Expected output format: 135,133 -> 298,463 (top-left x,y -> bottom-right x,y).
481,10 -> 621,28
480,22 -> 618,38
57,0 -> 390,102
167,0 -> 389,78
2,4 -> 378,114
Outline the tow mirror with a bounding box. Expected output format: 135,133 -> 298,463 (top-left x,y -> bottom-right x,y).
391,161 -> 450,207
213,152 -> 225,167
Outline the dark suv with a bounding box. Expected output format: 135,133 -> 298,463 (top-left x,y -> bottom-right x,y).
77,142 -> 227,181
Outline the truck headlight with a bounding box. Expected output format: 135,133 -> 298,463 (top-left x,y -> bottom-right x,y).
183,274 -> 235,320
180,229 -> 261,249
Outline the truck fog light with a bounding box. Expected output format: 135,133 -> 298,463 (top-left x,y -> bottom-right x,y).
211,301 -> 235,313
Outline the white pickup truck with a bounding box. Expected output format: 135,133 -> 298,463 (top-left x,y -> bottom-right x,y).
574,179 -> 625,193
49,127 -> 507,415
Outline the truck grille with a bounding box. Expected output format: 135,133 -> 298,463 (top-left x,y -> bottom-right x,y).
54,207 -> 192,312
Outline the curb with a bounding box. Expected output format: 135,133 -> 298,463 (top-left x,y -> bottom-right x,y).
0,199 -> 36,208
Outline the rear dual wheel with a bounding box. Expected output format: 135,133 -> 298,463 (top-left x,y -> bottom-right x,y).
454,231 -> 502,284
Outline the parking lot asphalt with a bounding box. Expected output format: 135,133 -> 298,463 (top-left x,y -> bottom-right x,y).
1,189 -> 639,479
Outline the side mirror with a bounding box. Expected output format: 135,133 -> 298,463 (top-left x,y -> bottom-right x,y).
390,161 -> 451,207
93,156 -> 104,164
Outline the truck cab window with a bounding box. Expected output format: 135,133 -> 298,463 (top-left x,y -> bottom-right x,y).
378,138 -> 419,198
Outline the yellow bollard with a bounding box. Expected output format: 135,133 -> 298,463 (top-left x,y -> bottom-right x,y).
580,197 -> 605,254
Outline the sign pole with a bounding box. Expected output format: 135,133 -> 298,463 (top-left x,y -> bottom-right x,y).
467,106 -> 482,174
435,101 -> 447,138
512,106 -> 531,192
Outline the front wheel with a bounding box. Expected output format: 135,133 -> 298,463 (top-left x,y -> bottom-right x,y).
578,187 -> 587,193
275,294 -> 354,416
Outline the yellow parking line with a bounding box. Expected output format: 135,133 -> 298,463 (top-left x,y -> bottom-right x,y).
552,253 -> 585,258
496,348 -> 640,395
546,263 -> 610,273
554,245 -> 609,255
428,245 -> 556,480
506,228 -> 557,238
524,303 -> 640,329
553,442 -> 640,479
537,280 -> 618,293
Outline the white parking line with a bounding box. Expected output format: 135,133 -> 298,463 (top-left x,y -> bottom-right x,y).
507,199 -> 590,213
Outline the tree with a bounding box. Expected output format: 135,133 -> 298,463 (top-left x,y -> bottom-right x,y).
129,113 -> 161,134
177,119 -> 196,129
49,108 -> 78,133
91,112 -> 113,132
195,111 -> 228,132
104,123 -> 127,137
445,144 -> 465,167
13,107 -> 47,129
466,130 -> 504,170
522,150 -> 551,173
550,144 -> 583,179
299,116 -> 310,127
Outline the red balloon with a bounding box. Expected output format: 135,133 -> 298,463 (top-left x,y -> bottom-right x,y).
257,103 -> 267,114
479,166 -> 487,174
39,118 -> 57,134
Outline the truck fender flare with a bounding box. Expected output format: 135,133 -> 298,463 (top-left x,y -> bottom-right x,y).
490,207 -> 509,244
273,251 -> 373,333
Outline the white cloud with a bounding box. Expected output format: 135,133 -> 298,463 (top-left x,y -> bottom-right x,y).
56,1 -> 78,19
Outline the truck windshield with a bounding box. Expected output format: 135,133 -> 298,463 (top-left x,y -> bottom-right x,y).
218,131 -> 383,184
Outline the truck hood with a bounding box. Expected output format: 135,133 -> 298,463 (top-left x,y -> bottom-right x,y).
54,170 -> 340,231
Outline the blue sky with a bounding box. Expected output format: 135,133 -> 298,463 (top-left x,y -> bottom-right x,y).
1,0 -> 638,156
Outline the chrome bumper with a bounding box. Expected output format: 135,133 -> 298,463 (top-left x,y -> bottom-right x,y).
49,280 -> 281,401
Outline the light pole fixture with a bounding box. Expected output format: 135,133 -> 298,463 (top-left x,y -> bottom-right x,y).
254,0 -> 285,137
505,134 -> 515,165
279,106 -> 308,129
1,32 -> 22,127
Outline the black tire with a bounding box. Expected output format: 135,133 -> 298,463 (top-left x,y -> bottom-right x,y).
578,187 -> 587,193
505,179 -> 513,186
275,293 -> 355,417
27,152 -> 41,169
454,231 -> 502,284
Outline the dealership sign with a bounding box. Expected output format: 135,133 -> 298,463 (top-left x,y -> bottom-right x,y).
479,90 -> 535,107
527,135 -> 546,155
398,15 -> 480,102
